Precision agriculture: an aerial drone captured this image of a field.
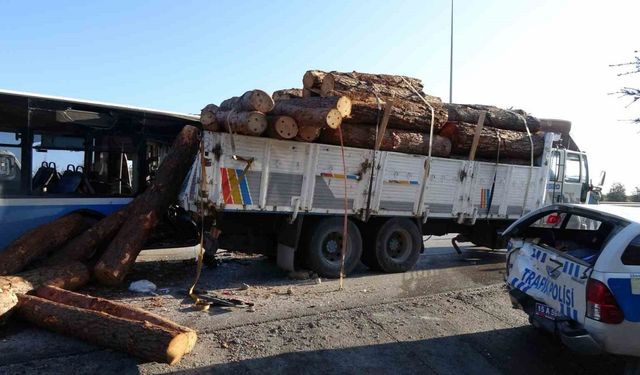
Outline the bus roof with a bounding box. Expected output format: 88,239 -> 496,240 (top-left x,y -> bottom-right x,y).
0,89 -> 199,122
0,89 -> 200,136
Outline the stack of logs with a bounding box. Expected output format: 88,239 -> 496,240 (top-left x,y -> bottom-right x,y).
201,70 -> 572,162
0,125 -> 201,365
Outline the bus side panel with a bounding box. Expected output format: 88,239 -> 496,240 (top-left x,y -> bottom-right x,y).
0,197 -> 131,249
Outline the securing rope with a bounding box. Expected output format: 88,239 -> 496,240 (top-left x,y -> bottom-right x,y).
485,129 -> 502,219
338,124 -> 349,290
188,136 -> 212,311
400,77 -> 435,215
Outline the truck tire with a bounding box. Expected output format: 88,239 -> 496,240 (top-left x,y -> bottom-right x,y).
367,218 -> 421,273
305,217 -> 362,278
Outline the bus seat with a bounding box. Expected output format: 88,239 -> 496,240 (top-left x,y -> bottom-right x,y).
32,162 -> 60,192
51,164 -> 83,193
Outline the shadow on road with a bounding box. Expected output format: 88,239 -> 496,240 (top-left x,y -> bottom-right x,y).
170,326 -> 626,375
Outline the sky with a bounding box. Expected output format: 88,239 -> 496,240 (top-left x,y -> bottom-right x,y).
1,0 -> 639,192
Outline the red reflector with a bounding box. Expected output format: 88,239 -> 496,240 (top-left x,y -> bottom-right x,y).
586,279 -> 624,324
546,214 -> 560,225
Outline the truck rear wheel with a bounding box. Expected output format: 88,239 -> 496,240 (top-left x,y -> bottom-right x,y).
364,218 -> 421,273
305,217 -> 362,278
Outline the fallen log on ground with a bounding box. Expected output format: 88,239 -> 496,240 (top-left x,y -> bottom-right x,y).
214,110 -> 267,136
439,121 -> 545,159
45,206 -> 132,265
0,212 -> 95,275
94,125 -> 200,286
0,261 -> 89,323
266,115 -> 298,140
272,88 -> 303,101
319,124 -> 452,157
35,285 -> 197,353
344,92 -> 448,132
271,99 -> 343,129
219,89 -> 274,113
16,294 -> 190,365
443,103 -> 541,133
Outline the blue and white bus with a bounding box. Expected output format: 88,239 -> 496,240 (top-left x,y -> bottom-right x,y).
0,89 -> 200,250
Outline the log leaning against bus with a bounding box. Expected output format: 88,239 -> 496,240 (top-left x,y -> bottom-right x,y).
0,124 -> 200,365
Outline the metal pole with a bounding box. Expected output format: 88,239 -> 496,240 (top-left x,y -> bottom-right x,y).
449,0 -> 454,103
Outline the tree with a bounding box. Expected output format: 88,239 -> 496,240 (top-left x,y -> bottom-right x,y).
610,51 -> 640,124
630,187 -> 640,203
605,182 -> 627,202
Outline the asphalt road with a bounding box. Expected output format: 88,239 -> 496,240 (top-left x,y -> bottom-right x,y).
0,236 -> 630,374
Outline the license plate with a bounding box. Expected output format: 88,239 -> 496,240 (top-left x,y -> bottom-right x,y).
535,302 -> 558,321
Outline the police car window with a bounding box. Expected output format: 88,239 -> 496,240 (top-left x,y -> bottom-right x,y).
531,212 -> 566,228
622,235 -> 640,266
565,214 -> 602,231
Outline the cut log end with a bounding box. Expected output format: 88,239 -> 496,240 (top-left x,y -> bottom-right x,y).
335,96 -> 352,117
248,90 -> 275,113
326,108 -> 343,129
268,116 -> 298,139
296,126 -> 321,142
246,112 -> 268,135
320,73 -> 335,97
166,332 -> 189,365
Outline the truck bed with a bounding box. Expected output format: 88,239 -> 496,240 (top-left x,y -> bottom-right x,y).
180,131 -> 555,223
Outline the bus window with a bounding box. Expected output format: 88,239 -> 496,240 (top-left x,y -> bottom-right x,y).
0,131 -> 22,196
32,134 -> 85,194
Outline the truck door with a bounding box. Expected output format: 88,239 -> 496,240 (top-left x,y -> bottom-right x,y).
546,150 -> 589,204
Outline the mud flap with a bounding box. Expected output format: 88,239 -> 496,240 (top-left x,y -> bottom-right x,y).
276,216 -> 304,271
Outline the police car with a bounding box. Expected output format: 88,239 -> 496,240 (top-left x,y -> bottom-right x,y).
503,204 -> 640,358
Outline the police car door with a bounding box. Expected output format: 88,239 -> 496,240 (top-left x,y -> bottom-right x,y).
508,211 -> 591,322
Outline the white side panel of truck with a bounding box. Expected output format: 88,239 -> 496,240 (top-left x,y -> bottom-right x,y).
180,131 -> 557,222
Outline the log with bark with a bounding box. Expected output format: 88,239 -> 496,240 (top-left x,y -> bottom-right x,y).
314,70 -> 425,100
538,118 -> 572,134
444,104 -> 542,133
439,121 -> 545,159
0,212 -> 95,275
219,90 -> 274,113
295,125 -> 322,142
94,125 -> 199,286
200,104 -> 219,131
0,261 -> 89,323
302,70 -> 328,95
214,110 -> 267,136
276,96 -> 352,118
16,293 -> 190,365
344,92 -> 448,132
319,124 -> 452,157
271,99 -> 343,129
35,285 -> 197,353
272,88 -> 303,101
266,115 -> 298,140
45,206 -> 132,265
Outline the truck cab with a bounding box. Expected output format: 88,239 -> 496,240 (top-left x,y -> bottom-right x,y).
545,148 -> 599,205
